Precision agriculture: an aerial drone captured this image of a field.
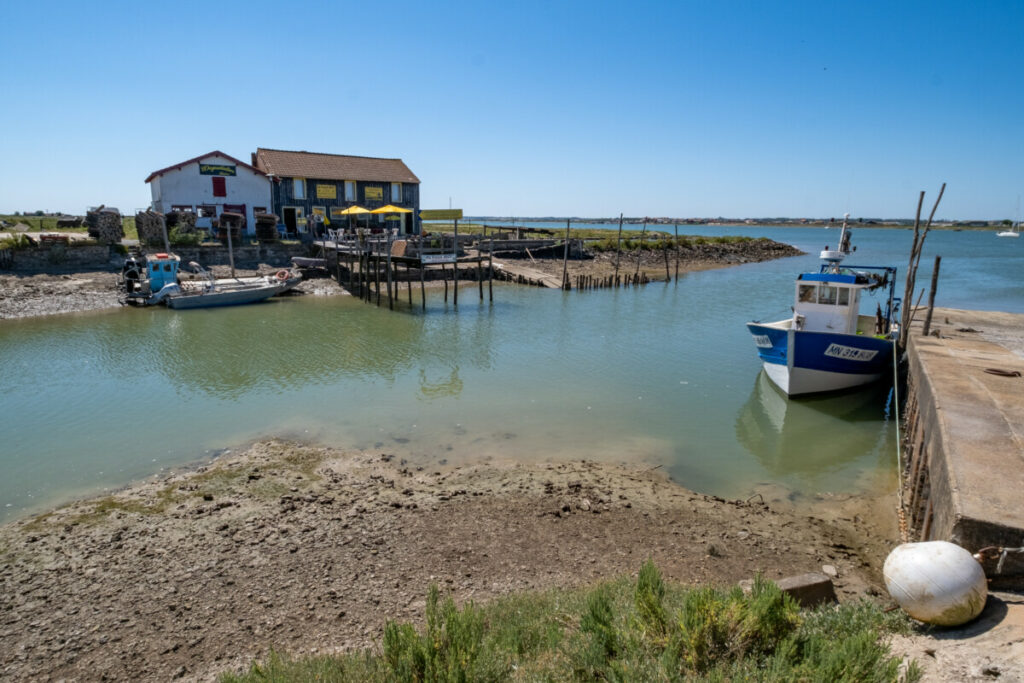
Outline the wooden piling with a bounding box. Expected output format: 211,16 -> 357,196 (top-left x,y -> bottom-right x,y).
663,236 -> 670,281
407,262 -> 413,306
922,255 -> 941,337
614,213 -> 623,280
488,238 -> 494,303
674,224 -> 679,280
420,264 -> 426,310
561,219 -> 571,290
442,264 -> 448,302
386,243 -> 394,310
453,219 -> 459,308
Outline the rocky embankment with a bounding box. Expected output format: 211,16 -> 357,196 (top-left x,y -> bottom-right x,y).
0,440 -> 888,682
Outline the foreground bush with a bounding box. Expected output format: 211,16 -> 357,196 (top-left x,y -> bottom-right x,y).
222,560 -> 917,682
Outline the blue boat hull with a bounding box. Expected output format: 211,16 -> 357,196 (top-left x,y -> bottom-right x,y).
746,321 -> 894,396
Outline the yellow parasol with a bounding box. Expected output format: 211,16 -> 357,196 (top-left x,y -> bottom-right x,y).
369,205 -> 412,214
336,205 -> 371,232
370,205 -> 413,234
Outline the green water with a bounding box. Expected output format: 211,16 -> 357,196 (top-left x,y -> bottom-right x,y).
2,227 -> 1020,521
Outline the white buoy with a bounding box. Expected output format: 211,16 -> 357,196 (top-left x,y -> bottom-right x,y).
883,541 -> 988,626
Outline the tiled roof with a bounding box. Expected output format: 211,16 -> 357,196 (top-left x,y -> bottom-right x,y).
253,148 -> 419,184
145,151 -> 263,184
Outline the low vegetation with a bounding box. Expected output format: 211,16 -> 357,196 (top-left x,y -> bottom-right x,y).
222,560 -> 917,682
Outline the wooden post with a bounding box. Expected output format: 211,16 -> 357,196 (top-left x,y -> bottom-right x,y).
663,235 -> 670,281
477,250 -> 484,301
614,212 -> 623,279
226,218 -> 235,278
386,238 -> 394,310
375,249 -> 381,307
407,262 -> 413,306
634,217 -> 647,279
420,263 -> 426,310
561,218 -> 571,290
442,264 -> 448,302
674,224 -> 679,279
922,256 -> 941,337
159,214 -> 170,254
453,219 -> 459,308
488,238 -> 494,303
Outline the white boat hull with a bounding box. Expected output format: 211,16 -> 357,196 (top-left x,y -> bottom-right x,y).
762,362 -> 883,396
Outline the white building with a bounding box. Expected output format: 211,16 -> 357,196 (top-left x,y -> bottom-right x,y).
145,151 -> 271,234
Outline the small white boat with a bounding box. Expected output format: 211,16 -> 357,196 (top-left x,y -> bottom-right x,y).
121,253 -> 301,309
746,215 -> 900,396
996,225 -> 1020,238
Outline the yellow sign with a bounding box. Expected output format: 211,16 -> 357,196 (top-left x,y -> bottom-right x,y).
312,207 -> 326,216
316,184 -> 336,199
420,209 -> 463,220
329,207 -> 347,218
365,187 -> 383,201
385,214 -> 401,221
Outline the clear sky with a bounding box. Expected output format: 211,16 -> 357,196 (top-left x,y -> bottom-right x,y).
1,0 -> 1021,220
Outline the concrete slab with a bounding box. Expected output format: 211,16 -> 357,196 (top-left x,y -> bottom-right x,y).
906,309 -> 1024,580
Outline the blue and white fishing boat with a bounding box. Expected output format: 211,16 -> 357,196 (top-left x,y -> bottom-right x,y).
746,215 -> 900,396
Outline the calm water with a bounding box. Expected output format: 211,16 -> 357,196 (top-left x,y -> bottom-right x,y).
1,227 -> 1020,521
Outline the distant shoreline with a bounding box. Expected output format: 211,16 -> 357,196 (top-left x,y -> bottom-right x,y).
468,218 -> 1003,231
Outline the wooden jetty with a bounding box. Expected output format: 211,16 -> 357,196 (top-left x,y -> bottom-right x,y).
313,232 -> 494,310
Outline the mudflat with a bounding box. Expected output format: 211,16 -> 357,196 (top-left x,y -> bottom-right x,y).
0,439 -> 891,682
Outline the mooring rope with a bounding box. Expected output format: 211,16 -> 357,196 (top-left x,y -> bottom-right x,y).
892,340 -> 908,543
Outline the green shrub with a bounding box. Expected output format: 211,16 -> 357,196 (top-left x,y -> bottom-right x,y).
222,564 -> 916,683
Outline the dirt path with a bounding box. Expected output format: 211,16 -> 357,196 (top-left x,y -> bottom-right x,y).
0,439 -> 892,682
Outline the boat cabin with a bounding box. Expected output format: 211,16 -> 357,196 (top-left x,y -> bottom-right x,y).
147,253 -> 181,291
793,272 -> 865,334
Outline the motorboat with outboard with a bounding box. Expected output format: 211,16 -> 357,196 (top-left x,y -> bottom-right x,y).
120,252 -> 301,309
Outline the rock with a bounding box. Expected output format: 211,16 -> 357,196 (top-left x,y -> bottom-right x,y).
821,564 -> 838,578
775,572 -> 837,608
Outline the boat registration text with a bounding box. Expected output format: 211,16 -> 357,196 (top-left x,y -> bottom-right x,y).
753,335 -> 774,348
823,343 -> 878,362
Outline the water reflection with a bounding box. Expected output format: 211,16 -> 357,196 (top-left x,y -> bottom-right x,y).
735,371 -> 892,477
83,298 -> 496,399
419,367 -> 463,399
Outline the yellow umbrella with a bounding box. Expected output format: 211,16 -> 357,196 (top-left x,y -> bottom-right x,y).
370,205 -> 412,234
369,205 -> 412,214
336,205 -> 371,232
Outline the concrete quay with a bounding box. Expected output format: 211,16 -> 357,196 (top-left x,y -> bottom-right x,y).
901,308 -> 1024,585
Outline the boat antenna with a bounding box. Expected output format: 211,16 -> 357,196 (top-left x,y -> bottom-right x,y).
820,212 -> 851,269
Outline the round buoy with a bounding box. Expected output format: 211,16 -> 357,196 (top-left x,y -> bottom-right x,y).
883,541 -> 987,626
275,269 -> 289,281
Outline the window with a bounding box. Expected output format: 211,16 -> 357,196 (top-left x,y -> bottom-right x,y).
391,182 -> 402,202
798,285 -> 816,303
293,178 -> 305,199
253,206 -> 267,216
837,288 -> 850,306
198,205 -> 217,218
212,177 -> 226,197
818,286 -> 837,305
344,180 -> 356,202
171,204 -> 193,212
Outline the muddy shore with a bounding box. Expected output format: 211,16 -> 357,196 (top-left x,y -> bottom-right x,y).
0,238 -> 799,320
0,439 -> 899,682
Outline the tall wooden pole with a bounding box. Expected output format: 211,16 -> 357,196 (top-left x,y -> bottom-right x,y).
674,223 -> 679,279
614,213 -> 623,279
226,218 -> 235,278
453,219 -> 459,308
488,237 -> 494,303
386,237 -> 394,310
922,256 -> 941,337
561,218 -> 571,290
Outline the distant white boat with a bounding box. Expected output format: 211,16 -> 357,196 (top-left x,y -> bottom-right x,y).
996,224 -> 1020,238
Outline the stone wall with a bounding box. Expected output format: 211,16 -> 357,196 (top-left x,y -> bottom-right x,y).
1,243 -> 308,273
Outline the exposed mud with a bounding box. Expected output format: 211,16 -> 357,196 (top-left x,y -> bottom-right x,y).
1,439 -> 892,682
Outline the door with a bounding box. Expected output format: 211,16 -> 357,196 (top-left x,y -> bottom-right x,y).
283,208 -> 297,236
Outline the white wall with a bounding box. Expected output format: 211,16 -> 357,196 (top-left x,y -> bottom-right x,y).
148,154 -> 271,234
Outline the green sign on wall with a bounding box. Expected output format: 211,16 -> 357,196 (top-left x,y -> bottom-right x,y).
199,164 -> 237,176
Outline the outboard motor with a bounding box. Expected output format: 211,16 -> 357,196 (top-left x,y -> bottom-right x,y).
122,255 -> 145,294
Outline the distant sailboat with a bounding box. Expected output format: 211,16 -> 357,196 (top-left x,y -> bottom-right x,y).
996,223 -> 1020,238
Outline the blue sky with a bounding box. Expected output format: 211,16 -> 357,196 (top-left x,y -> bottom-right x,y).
1,0 -> 1021,219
